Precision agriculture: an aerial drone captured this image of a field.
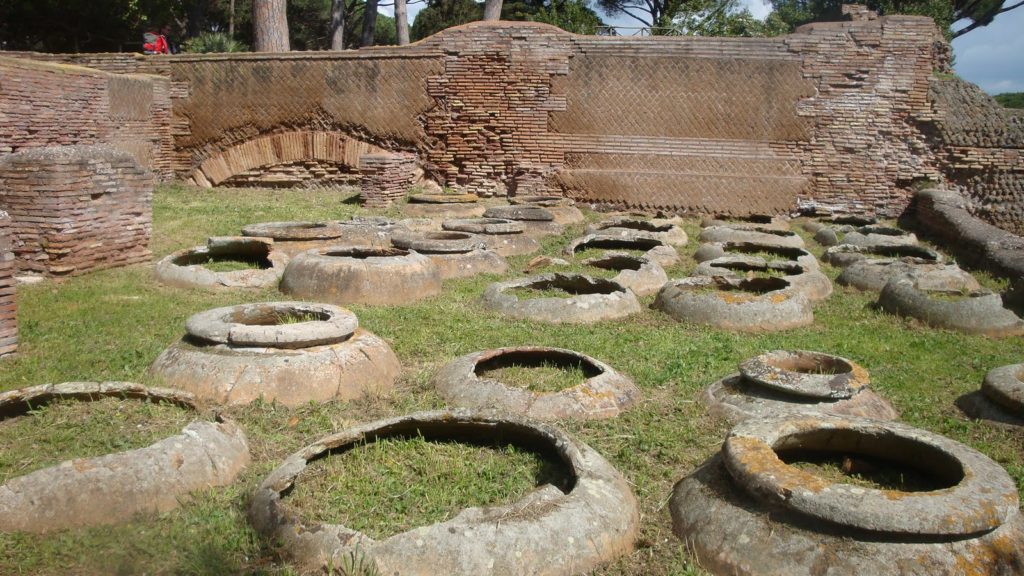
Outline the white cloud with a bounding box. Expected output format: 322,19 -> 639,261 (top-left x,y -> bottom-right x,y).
952,7 -> 1024,94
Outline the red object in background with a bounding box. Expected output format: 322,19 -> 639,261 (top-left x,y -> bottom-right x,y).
142,32 -> 169,54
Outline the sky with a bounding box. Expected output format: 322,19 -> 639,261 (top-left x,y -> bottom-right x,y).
388,0 -> 1021,94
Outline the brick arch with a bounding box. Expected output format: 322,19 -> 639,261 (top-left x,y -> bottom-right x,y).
189,131 -> 387,187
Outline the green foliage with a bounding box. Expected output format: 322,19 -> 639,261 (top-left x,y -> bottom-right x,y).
410,0 -> 482,40
764,0 -> 1019,39
181,31 -> 247,52
671,0 -> 791,36
994,92 -> 1024,108
530,0 -> 606,34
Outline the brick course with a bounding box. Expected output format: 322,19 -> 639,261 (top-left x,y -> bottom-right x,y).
0,146 -> 152,277
0,210 -> 15,358
3,12 -> 1021,230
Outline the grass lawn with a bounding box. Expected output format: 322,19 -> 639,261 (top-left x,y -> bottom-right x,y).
0,183 -> 1021,575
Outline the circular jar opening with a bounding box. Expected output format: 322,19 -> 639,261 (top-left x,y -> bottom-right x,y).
773,428 -> 963,492
0,387 -> 194,485
174,250 -> 272,271
765,353 -> 852,376
573,237 -> 663,254
587,254 -> 644,272
229,306 -> 332,326
283,420 -> 575,539
322,247 -> 409,259
696,276 -> 790,295
726,243 -> 805,261
474,349 -> 603,393
512,275 -> 625,298
604,220 -> 671,233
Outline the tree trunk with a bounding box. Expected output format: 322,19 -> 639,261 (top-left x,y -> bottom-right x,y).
253,0 -> 289,52
229,0 -> 236,38
330,0 -> 345,49
361,0 -> 378,46
483,0 -> 503,21
395,0 -> 410,45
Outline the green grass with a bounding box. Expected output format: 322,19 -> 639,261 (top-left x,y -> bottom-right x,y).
0,184 -> 1020,575
784,454 -> 945,492
201,256 -> 266,272
286,435 -> 565,539
478,360 -> 591,393
0,397 -> 195,484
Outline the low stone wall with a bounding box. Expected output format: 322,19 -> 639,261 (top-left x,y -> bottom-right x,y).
912,188 -> 1024,279
0,146 -> 153,277
0,56 -> 174,179
0,211 -> 16,358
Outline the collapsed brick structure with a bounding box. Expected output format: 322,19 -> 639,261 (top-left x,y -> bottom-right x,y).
918,77 -> 1024,234
0,211 -> 15,358
0,146 -> 152,277
359,153 -> 418,207
2,8 -> 1022,231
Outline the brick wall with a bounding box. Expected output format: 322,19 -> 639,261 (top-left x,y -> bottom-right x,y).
0,146 -> 152,277
919,77 -> 1024,234
4,13 -> 1020,229
0,211 -> 15,358
0,56 -> 174,179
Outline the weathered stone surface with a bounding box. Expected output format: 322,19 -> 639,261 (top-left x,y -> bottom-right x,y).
840,225 -> 919,248
483,206 -> 564,238
913,188 -> 1024,280
154,236 -> 288,290
878,277 -> 1024,337
249,410 -> 640,575
391,230 -> 487,253
822,243 -> 943,268
704,373 -> 898,424
482,273 -> 640,324
565,233 -> 680,268
280,246 -> 441,305
981,363 -> 1024,416
508,195 -> 584,225
738,350 -> 869,400
583,252 -> 668,297
150,302 -> 399,406
699,226 -> 805,249
442,218 -> 541,257
184,302 -> 357,349
692,257 -> 831,302
671,417 -> 1024,575
654,276 -> 813,332
0,382 -> 250,533
693,242 -> 819,271
723,415 -> 1019,535
240,221 -> 348,256
433,347 -> 640,420
585,217 -> 689,246
837,260 -> 980,292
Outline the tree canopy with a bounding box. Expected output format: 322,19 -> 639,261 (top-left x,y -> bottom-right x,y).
763,0 -> 1023,38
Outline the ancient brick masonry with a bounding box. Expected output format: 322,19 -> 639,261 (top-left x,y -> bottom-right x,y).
4,14 -> 1021,231
0,211 -> 16,358
359,153 -> 418,208
919,77 -> 1024,234
0,146 -> 153,277
0,56 -> 175,179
